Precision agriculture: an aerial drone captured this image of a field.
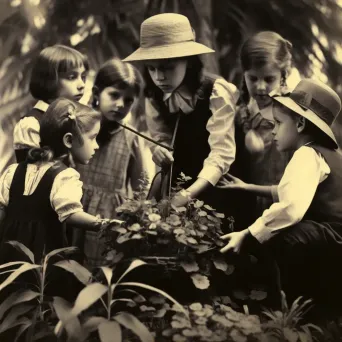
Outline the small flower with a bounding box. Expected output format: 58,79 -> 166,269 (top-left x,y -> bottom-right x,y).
181,261 -> 199,273
174,228 -> 185,235
195,317 -> 207,325
149,223 -> 157,230
160,222 -> 171,231
198,210 -> 207,217
148,213 -> 161,222
194,200 -> 204,208
140,305 -> 155,312
128,223 -> 141,231
213,258 -> 228,272
182,329 -> 198,337
230,329 -> 247,342
191,274 -> 210,290
197,325 -> 212,337
173,334 -> 187,342
211,314 -> 234,327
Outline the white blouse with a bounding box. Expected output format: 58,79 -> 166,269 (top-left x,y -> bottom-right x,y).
248,146 -> 330,243
13,100 -> 49,150
146,78 -> 239,186
0,161 -> 84,222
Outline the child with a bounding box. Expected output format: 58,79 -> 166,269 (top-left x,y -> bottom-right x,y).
124,13 -> 239,218
13,45 -> 88,162
234,31 -> 294,219
220,79 -> 342,317
75,58 -> 149,268
0,98 -> 103,264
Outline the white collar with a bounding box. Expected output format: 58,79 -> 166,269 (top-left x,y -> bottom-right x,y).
33,100 -> 49,112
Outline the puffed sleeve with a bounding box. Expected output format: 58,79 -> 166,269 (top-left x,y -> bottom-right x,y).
13,117 -> 40,150
198,78 -> 239,185
0,164 -> 18,209
50,168 -> 84,222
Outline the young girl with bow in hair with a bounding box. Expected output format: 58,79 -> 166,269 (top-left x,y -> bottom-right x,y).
75,58 -> 149,269
13,45 -> 88,163
0,99 -> 106,284
124,13 -> 239,222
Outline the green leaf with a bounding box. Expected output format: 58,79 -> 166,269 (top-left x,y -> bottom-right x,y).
7,241 -> 34,263
54,260 -> 91,285
0,304 -> 35,333
0,263 -> 40,292
100,266 -> 113,286
72,282 -> 107,316
53,296 -> 86,341
0,261 -> 27,270
111,298 -> 136,307
83,316 -> 107,334
0,289 -> 39,320
44,247 -> 78,264
114,312 -> 154,342
118,282 -> 188,318
14,319 -> 32,342
98,321 -> 121,342
115,259 -> 147,286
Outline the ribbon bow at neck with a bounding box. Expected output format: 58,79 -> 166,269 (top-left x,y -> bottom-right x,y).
163,86 -> 195,114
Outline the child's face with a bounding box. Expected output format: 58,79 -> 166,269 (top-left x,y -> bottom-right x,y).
97,86 -> 136,122
244,64 -> 282,109
58,65 -> 87,102
272,106 -> 299,152
146,59 -> 187,93
71,120 -> 100,164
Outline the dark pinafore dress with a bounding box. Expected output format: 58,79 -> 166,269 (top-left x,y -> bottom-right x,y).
0,162 -> 71,298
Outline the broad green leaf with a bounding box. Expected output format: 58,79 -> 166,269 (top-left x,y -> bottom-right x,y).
0,289 -> 39,320
114,312 -> 154,342
116,259 -> 147,286
7,241 -> 34,263
100,266 -> 113,286
111,298 -> 136,306
98,321 -> 121,342
54,260 -> 91,285
118,282 -> 188,318
72,282 -> 107,316
0,261 -> 27,270
0,264 -> 40,292
0,304 -> 35,333
83,316 -> 107,334
14,319 -> 32,342
52,296 -> 86,341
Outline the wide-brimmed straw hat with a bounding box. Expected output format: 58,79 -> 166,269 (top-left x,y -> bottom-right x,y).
123,13 -> 214,62
270,79 -> 341,149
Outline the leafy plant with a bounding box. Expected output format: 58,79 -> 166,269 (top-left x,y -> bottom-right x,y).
100,173 -> 235,292
261,291 -> 323,341
0,241 -> 79,341
53,259 -> 188,342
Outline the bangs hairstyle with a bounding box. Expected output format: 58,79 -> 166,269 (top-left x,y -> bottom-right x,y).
273,101 -> 335,149
30,45 -> 89,102
143,55 -> 204,103
30,98 -> 101,162
92,58 -> 144,106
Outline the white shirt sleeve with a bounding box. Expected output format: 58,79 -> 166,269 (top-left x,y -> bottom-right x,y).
50,168 -> 84,222
13,117 -> 41,150
248,146 -> 330,243
197,78 -> 239,185
0,164 -> 18,208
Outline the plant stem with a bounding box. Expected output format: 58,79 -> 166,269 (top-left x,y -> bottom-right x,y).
39,267 -> 45,321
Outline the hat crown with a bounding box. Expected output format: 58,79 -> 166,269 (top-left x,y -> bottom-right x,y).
293,79 -> 341,125
140,13 -> 194,48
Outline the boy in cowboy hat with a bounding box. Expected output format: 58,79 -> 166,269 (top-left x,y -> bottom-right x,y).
220,78 -> 342,317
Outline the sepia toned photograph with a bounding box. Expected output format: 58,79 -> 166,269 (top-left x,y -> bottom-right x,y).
0,0 -> 342,340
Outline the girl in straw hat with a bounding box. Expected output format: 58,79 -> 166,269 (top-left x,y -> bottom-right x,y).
124,13 -> 239,223
220,79 -> 342,318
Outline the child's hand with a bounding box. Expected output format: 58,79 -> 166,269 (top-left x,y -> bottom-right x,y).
171,190 -> 191,208
217,173 -> 247,190
220,229 -> 249,254
152,146 -> 174,167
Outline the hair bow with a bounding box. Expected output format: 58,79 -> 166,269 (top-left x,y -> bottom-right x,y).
67,105 -> 76,120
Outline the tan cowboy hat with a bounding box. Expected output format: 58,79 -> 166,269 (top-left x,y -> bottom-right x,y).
123,13 -> 214,62
270,79 -> 341,149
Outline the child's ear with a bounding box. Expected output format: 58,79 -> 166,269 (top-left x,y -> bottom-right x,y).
63,132 -> 73,148
92,86 -> 100,107
297,116 -> 306,133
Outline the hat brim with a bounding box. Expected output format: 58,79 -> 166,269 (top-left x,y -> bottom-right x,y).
272,96 -> 338,149
123,41 -> 214,62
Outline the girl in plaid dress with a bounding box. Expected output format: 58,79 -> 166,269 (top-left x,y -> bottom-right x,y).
76,58 -> 149,269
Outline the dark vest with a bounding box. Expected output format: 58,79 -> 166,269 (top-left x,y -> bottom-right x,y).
15,108 -> 45,163
153,75 -> 217,186
304,144 -> 342,222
